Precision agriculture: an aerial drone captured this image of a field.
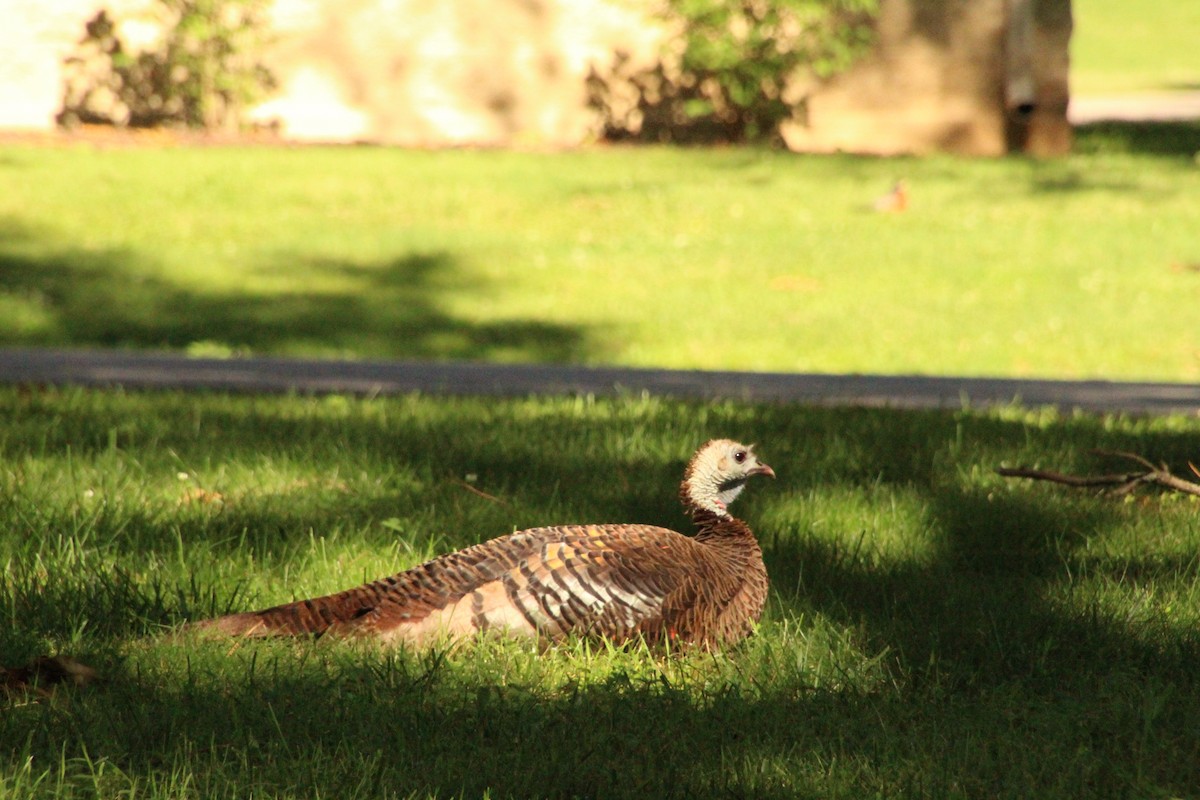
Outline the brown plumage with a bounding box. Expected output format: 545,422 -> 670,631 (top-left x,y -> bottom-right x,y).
192,439 -> 774,649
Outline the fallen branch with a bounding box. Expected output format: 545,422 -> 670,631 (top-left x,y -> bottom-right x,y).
997,449 -> 1200,498
449,477 -> 510,507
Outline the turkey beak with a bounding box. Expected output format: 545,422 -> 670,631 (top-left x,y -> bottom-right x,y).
750,463 -> 776,479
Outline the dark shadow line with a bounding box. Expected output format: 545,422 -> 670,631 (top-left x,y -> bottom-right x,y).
1,347 -> 1198,414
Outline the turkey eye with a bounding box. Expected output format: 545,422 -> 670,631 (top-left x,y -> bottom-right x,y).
734,451 -> 746,464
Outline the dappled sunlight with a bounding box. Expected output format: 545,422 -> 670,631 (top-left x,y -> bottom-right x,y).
761,405 -> 1200,668
5,390 -> 1200,795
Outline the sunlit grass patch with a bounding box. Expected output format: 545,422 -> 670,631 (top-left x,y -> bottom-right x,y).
2,140 -> 1198,379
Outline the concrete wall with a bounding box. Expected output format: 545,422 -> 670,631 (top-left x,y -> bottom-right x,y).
0,0 -> 1071,154
0,0 -> 659,146
0,0 -> 153,130
247,0 -> 660,145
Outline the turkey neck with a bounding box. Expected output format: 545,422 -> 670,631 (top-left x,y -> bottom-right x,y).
680,480 -> 761,548
690,508 -> 760,548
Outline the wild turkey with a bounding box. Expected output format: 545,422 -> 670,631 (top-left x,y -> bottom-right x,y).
193,439 -> 774,648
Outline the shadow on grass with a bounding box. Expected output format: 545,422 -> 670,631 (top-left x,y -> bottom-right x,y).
1074,120 -> 1200,157
5,399 -> 1200,795
2,644 -> 888,798
753,412 -> 1200,794
766,409 -> 1200,655
0,218 -> 598,364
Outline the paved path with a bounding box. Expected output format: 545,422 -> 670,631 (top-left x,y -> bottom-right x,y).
1069,91 -> 1200,125
2,348 -> 1198,415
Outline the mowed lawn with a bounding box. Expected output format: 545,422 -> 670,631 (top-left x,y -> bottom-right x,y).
3,33 -> 1200,796
1071,0 -> 1200,94
2,123 -> 1199,380
4,387 -> 1200,798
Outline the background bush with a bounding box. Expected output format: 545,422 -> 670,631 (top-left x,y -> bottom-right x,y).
590,0 -> 878,144
58,0 -> 277,131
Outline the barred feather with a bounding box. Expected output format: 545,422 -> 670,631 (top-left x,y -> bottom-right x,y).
193,439 -> 773,648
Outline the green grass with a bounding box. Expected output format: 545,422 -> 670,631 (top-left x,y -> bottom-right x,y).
2,134 -> 1200,381
1072,0 -> 1200,94
4,387 -> 1200,798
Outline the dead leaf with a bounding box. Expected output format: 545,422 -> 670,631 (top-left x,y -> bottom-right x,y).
2,655 -> 99,699
872,180 -> 909,213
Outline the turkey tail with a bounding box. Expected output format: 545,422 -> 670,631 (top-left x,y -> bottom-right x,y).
192,610 -> 279,638
192,580 -> 406,638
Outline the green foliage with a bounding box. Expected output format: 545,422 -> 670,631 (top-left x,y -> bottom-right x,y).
58,0 -> 277,130
155,0 -> 278,129
592,0 -> 877,143
673,0 -> 877,139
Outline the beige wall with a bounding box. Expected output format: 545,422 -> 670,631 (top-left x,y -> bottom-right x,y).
0,0 -> 1070,154
0,0 -> 659,145
247,0 -> 661,145
0,0 -> 153,129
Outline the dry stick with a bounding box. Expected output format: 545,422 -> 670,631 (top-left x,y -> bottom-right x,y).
997,449 -> 1200,498
449,478 -> 511,507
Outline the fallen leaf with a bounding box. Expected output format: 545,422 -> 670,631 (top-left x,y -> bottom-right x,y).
2,655 -> 99,699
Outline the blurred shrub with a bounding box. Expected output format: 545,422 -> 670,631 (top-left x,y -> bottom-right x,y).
589,0 -> 878,144
58,0 -> 277,131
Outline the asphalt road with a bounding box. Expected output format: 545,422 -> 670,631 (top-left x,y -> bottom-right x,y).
2,348 -> 1198,415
